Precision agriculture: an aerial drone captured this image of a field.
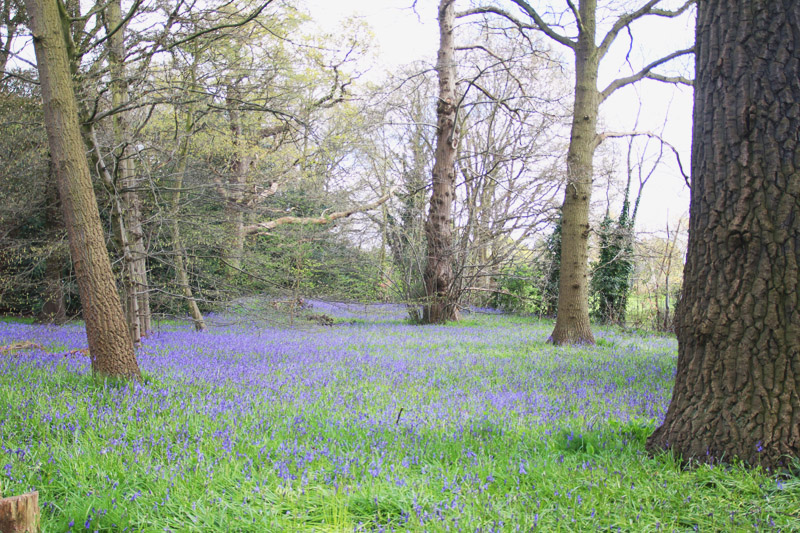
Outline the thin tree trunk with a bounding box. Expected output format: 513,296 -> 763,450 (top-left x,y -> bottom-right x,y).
224,83 -> 247,273
172,108 -> 206,332
26,0 -> 140,380
106,0 -> 151,343
0,1 -> 20,87
38,174 -> 67,324
423,0 -> 459,324
549,0 -> 597,345
647,0 -> 800,468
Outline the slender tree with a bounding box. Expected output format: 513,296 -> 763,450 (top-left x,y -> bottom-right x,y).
0,0 -> 23,83
458,0 -> 694,343
25,0 -> 141,380
423,0 -> 459,324
647,0 -> 800,468
104,0 -> 152,343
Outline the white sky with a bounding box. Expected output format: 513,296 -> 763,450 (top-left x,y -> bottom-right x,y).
300,0 -> 694,234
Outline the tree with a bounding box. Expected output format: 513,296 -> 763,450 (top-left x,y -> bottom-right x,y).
453,39 -> 567,310
0,0 -> 23,83
364,32 -> 567,320
101,0 -> 152,343
591,108 -> 682,326
590,210 -> 632,324
459,0 -> 694,344
646,0 -> 800,468
422,0 -> 459,324
25,0 -> 141,379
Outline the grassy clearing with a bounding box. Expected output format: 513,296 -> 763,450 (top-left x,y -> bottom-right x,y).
0,305 -> 798,531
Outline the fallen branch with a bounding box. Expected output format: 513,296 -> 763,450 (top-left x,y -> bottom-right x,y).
0,342 -> 46,355
244,187 -> 397,236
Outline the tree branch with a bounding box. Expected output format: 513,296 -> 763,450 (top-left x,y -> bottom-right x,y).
243,187 -> 397,236
507,0 -> 575,49
167,0 -> 274,50
596,130 -> 690,188
598,0 -> 695,60
644,72 -> 693,86
600,47 -> 694,102
564,0 -> 583,34
456,6 -> 534,31
457,4 -> 574,50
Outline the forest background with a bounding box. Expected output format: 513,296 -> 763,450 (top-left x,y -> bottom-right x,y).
1,0 -> 693,335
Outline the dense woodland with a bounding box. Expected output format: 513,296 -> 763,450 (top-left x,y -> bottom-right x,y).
0,0 -> 689,334
0,0 -> 798,494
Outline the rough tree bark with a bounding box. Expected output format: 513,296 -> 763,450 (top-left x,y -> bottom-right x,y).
26,0 -> 141,380
646,0 -> 800,468
423,0 -> 459,324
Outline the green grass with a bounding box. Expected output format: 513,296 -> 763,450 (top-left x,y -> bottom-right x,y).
0,315 -> 36,324
0,315 -> 798,531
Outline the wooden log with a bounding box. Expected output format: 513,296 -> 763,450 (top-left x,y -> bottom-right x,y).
0,492 -> 39,533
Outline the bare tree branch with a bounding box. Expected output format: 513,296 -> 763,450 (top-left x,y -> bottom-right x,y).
506,0 -> 575,49
456,6 -> 534,30
167,1 -> 275,50
455,44 -> 504,63
600,47 -> 694,102
564,0 -> 583,34
457,4 -> 575,50
596,130 -> 690,188
644,72 -> 693,86
598,0 -> 695,60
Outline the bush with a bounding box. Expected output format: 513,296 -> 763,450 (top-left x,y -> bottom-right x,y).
492,264 -> 546,315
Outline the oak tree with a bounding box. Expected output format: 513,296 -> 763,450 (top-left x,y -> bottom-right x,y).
646,0 -> 800,468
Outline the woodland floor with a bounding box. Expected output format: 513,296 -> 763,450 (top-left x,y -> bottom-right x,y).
0,302 -> 798,531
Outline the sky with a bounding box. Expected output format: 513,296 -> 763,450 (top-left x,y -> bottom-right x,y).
300,0 -> 695,234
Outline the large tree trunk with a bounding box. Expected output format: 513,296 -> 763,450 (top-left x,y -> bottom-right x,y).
647,0 -> 800,469
107,0 -> 151,343
26,0 -> 141,380
423,0 -> 459,324
549,0 -> 597,345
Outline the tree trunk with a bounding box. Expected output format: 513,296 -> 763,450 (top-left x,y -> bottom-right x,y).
549,0 -> 597,345
26,0 -> 141,380
0,2 -> 20,88
171,219 -> 206,331
38,177 -> 66,324
423,0 -> 459,324
172,108 -> 206,332
0,491 -> 39,533
224,83 -> 247,273
647,0 -> 800,469
107,0 -> 151,343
